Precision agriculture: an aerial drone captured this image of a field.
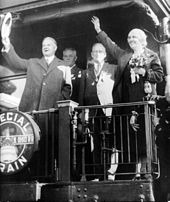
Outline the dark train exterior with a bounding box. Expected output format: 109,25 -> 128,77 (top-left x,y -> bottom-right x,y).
0,101 -> 162,202
0,0 -> 170,201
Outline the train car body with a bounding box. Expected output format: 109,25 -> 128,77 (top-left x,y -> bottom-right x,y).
0,0 -> 170,202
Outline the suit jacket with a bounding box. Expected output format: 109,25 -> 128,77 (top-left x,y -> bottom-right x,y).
79,62 -> 117,116
97,31 -> 164,103
3,45 -> 72,112
71,65 -> 82,103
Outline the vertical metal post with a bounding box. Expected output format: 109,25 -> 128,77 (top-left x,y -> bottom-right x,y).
72,111 -> 78,172
81,108 -> 89,182
57,100 -> 78,181
163,43 -> 170,75
144,103 -> 152,174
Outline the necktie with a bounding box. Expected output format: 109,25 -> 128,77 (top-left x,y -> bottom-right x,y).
46,58 -> 50,65
95,63 -> 102,81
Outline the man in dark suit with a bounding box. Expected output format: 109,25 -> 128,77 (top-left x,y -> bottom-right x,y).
63,47 -> 82,104
1,36 -> 72,112
79,43 -> 117,115
1,36 -> 72,176
79,43 -> 118,181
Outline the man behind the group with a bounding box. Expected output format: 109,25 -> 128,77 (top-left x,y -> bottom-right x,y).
63,47 -> 82,104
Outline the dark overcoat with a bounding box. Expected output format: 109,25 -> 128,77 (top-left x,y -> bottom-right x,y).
70,65 -> 82,103
3,45 -> 72,112
79,62 -> 117,108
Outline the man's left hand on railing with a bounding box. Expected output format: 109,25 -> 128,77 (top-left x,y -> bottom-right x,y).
130,111 -> 139,132
165,75 -> 170,103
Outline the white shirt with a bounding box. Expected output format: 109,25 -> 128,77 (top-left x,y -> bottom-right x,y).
94,61 -> 104,77
44,55 -> 55,65
96,63 -> 116,117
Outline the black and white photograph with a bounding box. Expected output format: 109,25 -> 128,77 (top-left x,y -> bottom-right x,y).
0,0 -> 170,201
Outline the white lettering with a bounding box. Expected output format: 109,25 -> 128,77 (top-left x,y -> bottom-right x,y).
0,156 -> 28,174
7,112 -> 13,121
18,155 -> 27,166
18,136 -> 27,143
0,163 -> 5,172
13,113 -> 18,122
16,117 -> 24,127
0,113 -> 5,123
7,164 -> 15,173
23,122 -> 30,132
28,135 -> 34,143
14,161 -> 19,170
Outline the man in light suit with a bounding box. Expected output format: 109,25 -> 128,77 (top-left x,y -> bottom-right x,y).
79,43 -> 117,116
1,36 -> 72,112
79,43 -> 117,181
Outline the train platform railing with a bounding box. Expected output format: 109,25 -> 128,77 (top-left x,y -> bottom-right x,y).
73,101 -> 160,182
0,100 -> 160,183
26,100 -> 78,182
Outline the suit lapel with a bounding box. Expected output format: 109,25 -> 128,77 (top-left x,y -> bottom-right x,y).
92,62 -> 105,81
101,62 -> 107,73
114,51 -> 132,88
38,57 -> 63,74
88,64 -> 96,81
39,57 -> 49,71
47,57 -> 62,74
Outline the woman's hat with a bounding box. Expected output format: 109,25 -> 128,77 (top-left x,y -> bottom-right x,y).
1,12 -> 12,39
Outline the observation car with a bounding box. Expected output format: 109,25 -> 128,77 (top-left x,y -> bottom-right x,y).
0,0 -> 170,201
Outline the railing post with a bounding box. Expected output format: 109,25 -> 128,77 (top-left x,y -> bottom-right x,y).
144,102 -> 154,174
57,100 -> 78,181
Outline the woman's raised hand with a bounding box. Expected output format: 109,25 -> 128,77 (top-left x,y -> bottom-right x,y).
91,16 -> 101,34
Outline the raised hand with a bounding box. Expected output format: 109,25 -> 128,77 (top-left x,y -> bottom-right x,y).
145,5 -> 159,26
1,36 -> 10,52
91,16 -> 101,34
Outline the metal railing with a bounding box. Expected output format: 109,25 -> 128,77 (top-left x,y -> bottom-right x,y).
73,101 -> 159,181
0,101 -> 159,182
28,108 -> 59,181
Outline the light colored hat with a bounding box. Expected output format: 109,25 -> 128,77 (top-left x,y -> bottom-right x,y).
1,12 -> 12,39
